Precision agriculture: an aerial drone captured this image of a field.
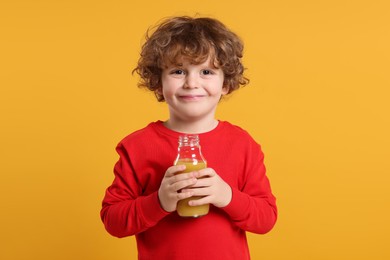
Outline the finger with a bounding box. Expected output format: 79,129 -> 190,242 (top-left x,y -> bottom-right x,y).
176,190 -> 194,201
188,196 -> 210,207
189,177 -> 211,188
169,172 -> 196,185
172,178 -> 197,192
165,164 -> 186,177
181,187 -> 210,197
196,168 -> 216,178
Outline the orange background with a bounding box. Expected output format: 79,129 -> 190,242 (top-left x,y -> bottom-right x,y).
1,0 -> 389,259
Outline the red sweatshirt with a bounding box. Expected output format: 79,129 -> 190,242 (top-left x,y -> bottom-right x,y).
101,121 -> 277,259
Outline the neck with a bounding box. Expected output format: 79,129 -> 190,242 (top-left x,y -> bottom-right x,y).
164,117 -> 219,134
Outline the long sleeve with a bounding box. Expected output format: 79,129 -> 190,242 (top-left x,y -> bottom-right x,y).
100,143 -> 170,238
218,136 -> 277,234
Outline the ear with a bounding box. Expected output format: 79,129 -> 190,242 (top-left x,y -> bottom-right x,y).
221,85 -> 229,95
155,86 -> 165,101
156,86 -> 163,96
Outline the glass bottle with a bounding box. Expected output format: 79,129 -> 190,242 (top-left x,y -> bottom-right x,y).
174,134 -> 209,217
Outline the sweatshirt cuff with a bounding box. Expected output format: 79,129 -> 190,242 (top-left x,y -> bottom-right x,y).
221,187 -> 250,219
139,191 -> 171,225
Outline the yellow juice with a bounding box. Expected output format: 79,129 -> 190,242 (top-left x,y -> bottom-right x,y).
175,160 -> 209,217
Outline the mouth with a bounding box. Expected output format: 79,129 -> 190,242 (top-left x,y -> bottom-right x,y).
178,95 -> 205,101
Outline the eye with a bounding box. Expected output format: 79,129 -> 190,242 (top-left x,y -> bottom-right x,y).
201,69 -> 213,75
171,69 -> 185,75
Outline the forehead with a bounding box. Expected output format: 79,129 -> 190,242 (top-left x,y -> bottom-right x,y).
163,55 -> 219,69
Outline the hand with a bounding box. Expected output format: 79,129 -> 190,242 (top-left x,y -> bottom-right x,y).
182,168 -> 232,208
158,165 -> 198,212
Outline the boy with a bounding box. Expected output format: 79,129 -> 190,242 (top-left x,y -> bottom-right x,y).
101,16 -> 277,259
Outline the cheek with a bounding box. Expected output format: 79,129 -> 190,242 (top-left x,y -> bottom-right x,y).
161,84 -> 171,94
160,78 -> 171,96
212,81 -> 227,96
161,85 -> 176,100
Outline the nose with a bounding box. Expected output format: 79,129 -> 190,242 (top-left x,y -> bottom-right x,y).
183,73 -> 199,89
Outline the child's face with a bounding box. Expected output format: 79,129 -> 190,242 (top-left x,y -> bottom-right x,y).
161,57 -> 227,123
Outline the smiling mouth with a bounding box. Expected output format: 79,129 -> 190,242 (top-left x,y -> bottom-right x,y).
178,95 -> 205,101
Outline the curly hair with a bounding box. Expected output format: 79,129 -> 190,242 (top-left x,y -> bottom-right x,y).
133,16 -> 249,102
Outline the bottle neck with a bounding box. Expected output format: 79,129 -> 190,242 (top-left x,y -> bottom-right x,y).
175,135 -> 206,164
178,135 -> 199,147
